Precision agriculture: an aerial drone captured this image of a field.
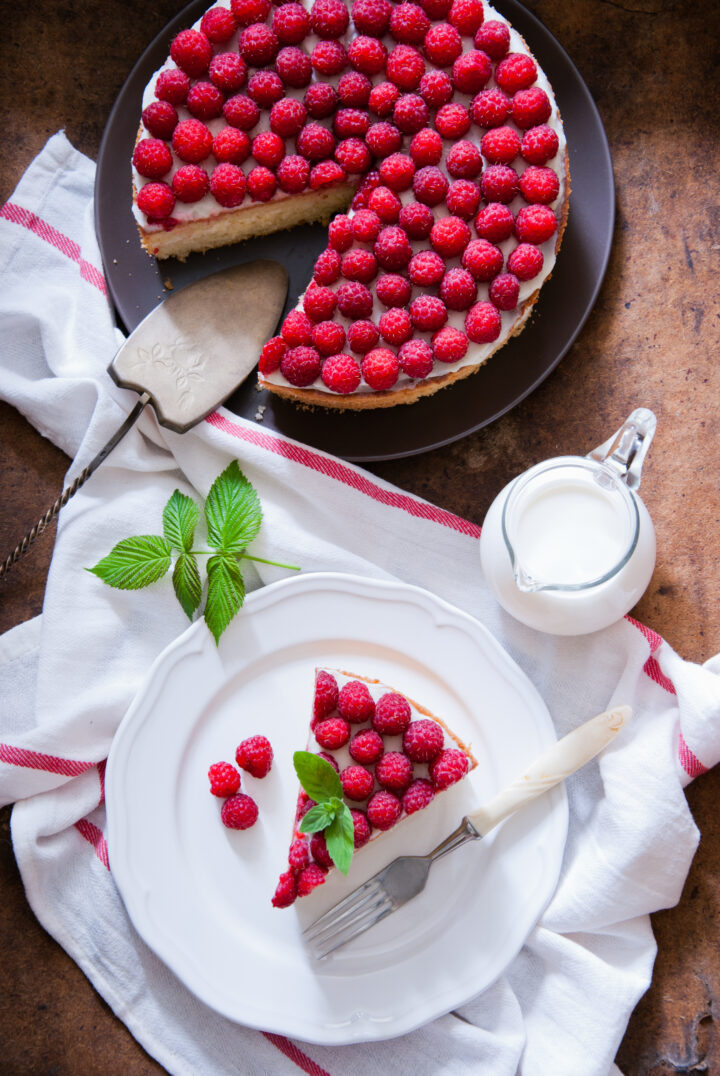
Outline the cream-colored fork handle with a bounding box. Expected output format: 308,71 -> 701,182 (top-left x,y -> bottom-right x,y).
467,706 -> 631,836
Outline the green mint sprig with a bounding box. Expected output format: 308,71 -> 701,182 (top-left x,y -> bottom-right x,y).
294,751 -> 355,875
88,461 -> 299,643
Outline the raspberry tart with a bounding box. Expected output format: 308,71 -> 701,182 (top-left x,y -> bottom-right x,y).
133,0 -> 569,408
272,668 -> 477,907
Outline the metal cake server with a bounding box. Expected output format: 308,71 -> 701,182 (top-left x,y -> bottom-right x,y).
1,261 -> 288,577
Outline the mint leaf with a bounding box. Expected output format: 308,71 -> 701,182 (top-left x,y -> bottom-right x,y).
205,461 -> 262,555
204,555 -> 245,643
172,553 -> 202,619
163,490 -> 200,553
298,803 -> 337,835
88,536 -> 172,590
325,805 -> 354,875
293,751 -> 343,804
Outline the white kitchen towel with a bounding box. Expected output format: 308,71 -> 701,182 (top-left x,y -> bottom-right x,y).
2,132 -> 720,1076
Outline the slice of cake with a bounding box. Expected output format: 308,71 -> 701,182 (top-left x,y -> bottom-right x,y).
272,668 -> 477,907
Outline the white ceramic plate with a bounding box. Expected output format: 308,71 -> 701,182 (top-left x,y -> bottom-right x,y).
106,573 -> 568,1045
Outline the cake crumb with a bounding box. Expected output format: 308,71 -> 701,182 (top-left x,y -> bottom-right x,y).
254,404 -> 266,422
164,278 -> 174,290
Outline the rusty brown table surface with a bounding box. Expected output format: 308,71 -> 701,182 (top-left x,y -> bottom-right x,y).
1,0 -> 719,1072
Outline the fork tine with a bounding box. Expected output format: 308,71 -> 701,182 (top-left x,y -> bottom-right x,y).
303,878 -> 385,941
305,885 -> 388,948
310,897 -> 394,959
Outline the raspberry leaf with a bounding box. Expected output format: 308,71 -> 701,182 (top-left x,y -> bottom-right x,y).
324,804 -> 354,875
163,490 -> 200,553
293,750 -> 343,804
172,552 -> 202,619
88,536 -> 172,589
205,460 -> 263,554
204,554 -> 245,643
298,802 -> 337,835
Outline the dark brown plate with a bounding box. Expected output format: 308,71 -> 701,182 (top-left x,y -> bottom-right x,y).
95,0 -> 614,463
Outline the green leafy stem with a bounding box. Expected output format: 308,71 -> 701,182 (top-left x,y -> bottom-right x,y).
294,750 -> 355,875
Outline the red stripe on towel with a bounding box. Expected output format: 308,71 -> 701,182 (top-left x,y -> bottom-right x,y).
0,742 -> 95,777
75,818 -> 110,870
262,1033 -> 331,1076
0,202 -> 107,296
678,734 -> 708,779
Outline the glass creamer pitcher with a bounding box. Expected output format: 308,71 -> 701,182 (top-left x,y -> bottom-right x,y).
479,408 -> 657,635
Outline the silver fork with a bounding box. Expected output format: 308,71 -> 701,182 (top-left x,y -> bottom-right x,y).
304,705 -> 631,959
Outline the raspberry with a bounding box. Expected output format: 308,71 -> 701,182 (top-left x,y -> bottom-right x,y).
280,345 -> 322,386
318,752 -> 340,772
379,309 -> 412,345
398,339 -> 433,379
297,123 -> 336,161
288,836 -> 310,870
133,139 -> 172,180
446,179 -> 481,219
412,165 -> 448,206
432,325 -> 468,363
481,163 -> 519,204
515,204 -> 557,244
495,53 -> 538,94
347,319 -> 379,353
507,242 -> 544,280
470,87 -> 511,128
367,789 -> 402,830
420,0 -> 452,16
521,125 -> 560,166
322,352 -> 362,393
435,102 -> 470,139
311,39 -> 347,75
348,35 -> 387,76
403,778 -> 435,814
480,127 -> 519,167
170,29 -> 213,78
231,0 -> 271,25
520,166 -> 560,205
272,869 -> 297,907
452,50 -> 492,95
310,158 -> 346,189
311,0 -> 349,37
376,751 -> 413,793
212,127 -> 250,165
172,118 -> 213,163
430,215 -> 471,258
351,809 -> 372,848
314,716 -> 351,749
409,127 -> 443,166
375,273 -> 411,307
350,209 -> 381,243
221,792 -> 259,829
309,833 -> 333,868
304,285 -> 338,320
362,346 -> 399,388
475,202 -> 515,243
366,121 -> 402,158
334,107 -> 371,138
208,761 -> 241,796
314,247 -> 342,284
393,94 -> 429,134
349,728 -> 385,764
440,267 -> 477,310
211,163 -> 247,206
276,46 -> 313,88
312,320 -> 346,355
367,185 -> 402,222
352,169 -> 382,207
449,0 -> 484,34
277,154 -> 310,192
258,336 -> 287,374
223,94 -> 261,131
403,718 -> 444,762
235,735 -> 273,778
209,53 -> 248,93
446,139 -> 482,179
368,81 -> 399,116
462,238 -> 504,281
336,138 -> 372,173
171,164 -> 210,203
352,0 -> 392,36
248,71 -> 284,107
378,153 -> 415,192
239,24 -> 279,66
386,45 -> 425,91
489,272 -> 520,310
155,67 -> 190,106
328,214 -> 353,251
252,131 -> 285,168
374,225 -> 413,269
474,19 -> 510,60
273,2 -> 311,44
142,101 -> 178,140
465,300 -> 502,343
297,864 -> 326,896
398,201 -> 434,239
411,294 -> 448,331
304,82 -> 338,118
419,69 -> 453,108
429,747 -> 469,789
373,692 -> 412,734
247,163 -> 277,202
269,99 -> 306,139
340,764 -> 375,800
282,309 -> 314,346
424,23 -> 462,66
512,87 -> 552,130
337,281 -> 373,318
389,3 -> 430,44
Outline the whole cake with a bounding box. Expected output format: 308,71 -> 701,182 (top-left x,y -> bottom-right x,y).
132,0 -> 569,408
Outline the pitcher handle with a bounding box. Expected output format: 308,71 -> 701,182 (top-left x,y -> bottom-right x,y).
586,408 -> 657,491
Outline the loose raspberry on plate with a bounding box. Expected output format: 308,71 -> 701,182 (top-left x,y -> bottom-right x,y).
137,182 -> 175,220
465,301 -> 502,343
462,238 -> 504,281
349,728 -> 385,764
440,268 -> 478,311
212,127 -> 251,165
489,272 -> 520,310
272,869 -> 298,907
376,273 -> 411,307
223,93 -> 260,131
375,751 -> 413,793
403,778 -> 435,814
398,339 -> 434,379
430,748 -> 470,790
347,319 -> 380,353
314,716 -> 352,749
470,87 -> 511,128
208,761 -> 241,797
337,281 -> 374,319
362,347 -> 400,389
445,179 -> 481,219
432,325 -> 468,363
312,320 -> 346,356
297,864 -> 327,896
142,101 -> 178,141
221,792 -> 259,830
235,735 -> 274,778
434,102 -> 470,138
321,352 -> 362,393
408,249 -> 445,287
379,309 -> 412,345
507,243 -> 544,280
474,19 -> 510,60
133,139 -> 173,180
280,345 -> 322,386
373,692 -> 412,734
258,336 -> 287,375
430,215 -> 471,258
351,809 -> 372,848
495,52 -> 538,94
520,166 -> 560,205
367,789 -> 402,830
305,285 -> 339,320
424,22 -> 462,67
389,2 -> 430,44
282,309 -> 313,346
410,295 -> 448,332
352,0 -> 393,37
512,86 -> 552,130
186,80 -> 224,121
340,764 -> 375,800
172,118 -> 213,163
474,202 -> 515,243
481,126 -> 521,164
521,124 -> 560,165
386,44 -> 425,90
170,29 -> 213,78
403,718 -> 444,762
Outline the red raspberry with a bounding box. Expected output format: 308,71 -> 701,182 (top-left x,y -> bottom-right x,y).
311,0 -> 349,37
419,69 -> 453,108
430,747 -> 469,789
239,24 -> 279,66
352,169 -> 381,207
452,50 -> 492,95
340,764 -> 375,800
297,864 -> 326,896
495,53 -> 538,94
521,125 -> 560,166
375,273 -> 411,307
248,71 -> 284,107
208,761 -> 241,796
520,166 -> 560,205
213,127 -> 251,164
280,345 -> 322,386
310,158 -> 347,190
368,80 -> 399,116
362,346 -> 399,388
142,101 -> 178,140
322,352 -> 362,393
231,0 -> 271,25
512,87 -> 552,130
412,165 -> 448,206
304,82 -> 338,118
328,214 -> 354,251
398,201 -> 434,239
252,131 -> 285,168
170,29 -> 212,78
403,778 -> 435,814
337,281 -> 373,318
465,301 -> 502,343
314,716 -> 351,749
282,309 -> 314,346
349,728 -> 385,764
440,267 -> 477,310
410,295 -> 448,332
386,45 -> 425,91
223,94 -> 261,131
474,19 -> 510,60
304,285 -> 338,320
367,789 -> 402,830
172,165 -> 210,204
235,735 -> 273,778
347,319 -> 380,353
475,202 -> 515,243
462,238 -> 504,281
258,336 -> 287,374
336,138 -> 372,173
378,153 -> 415,192
172,118 -> 213,163
389,2 -> 430,44
374,225 -> 413,269
133,138 -> 172,180
288,836 -> 310,870
351,809 -> 372,848
352,0 -> 392,36
409,128 -> 443,166
334,108 -> 370,139
470,87 -> 511,128
489,272 -> 520,310
432,325 -> 468,363
221,792 -> 259,829
210,163 -> 247,207
446,140 -> 482,179
272,869 -> 297,907
209,53 -> 248,93
367,185 -> 402,222
481,163 -> 519,204
379,309 -> 412,345
430,215 -> 471,258
393,94 -> 429,134
481,126 -> 521,165
515,204 -> 557,244
449,0 -> 484,33
309,833 -> 333,868
420,0 -> 452,16
403,718 -> 444,762
373,692 -> 412,734
348,35 -> 387,75
277,154 -> 310,192
312,320 -> 346,356
270,99 -> 306,139
398,339 -> 433,379
296,791 -> 315,821
297,123 -> 336,161
446,179 -> 481,219
181,75 -> 227,114
424,23 -> 462,66
155,69 -> 189,109
366,122 -> 402,158
376,751 -> 413,793
311,39 -> 347,75
276,46 -> 313,88
350,209 -> 381,243
314,670 -> 339,719
342,248 -> 378,283
507,242 -> 544,280
435,102 -> 470,139
314,247 -> 342,285
273,2 -> 311,43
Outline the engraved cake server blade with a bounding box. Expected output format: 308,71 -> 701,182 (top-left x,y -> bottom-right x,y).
1,260 -> 288,577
